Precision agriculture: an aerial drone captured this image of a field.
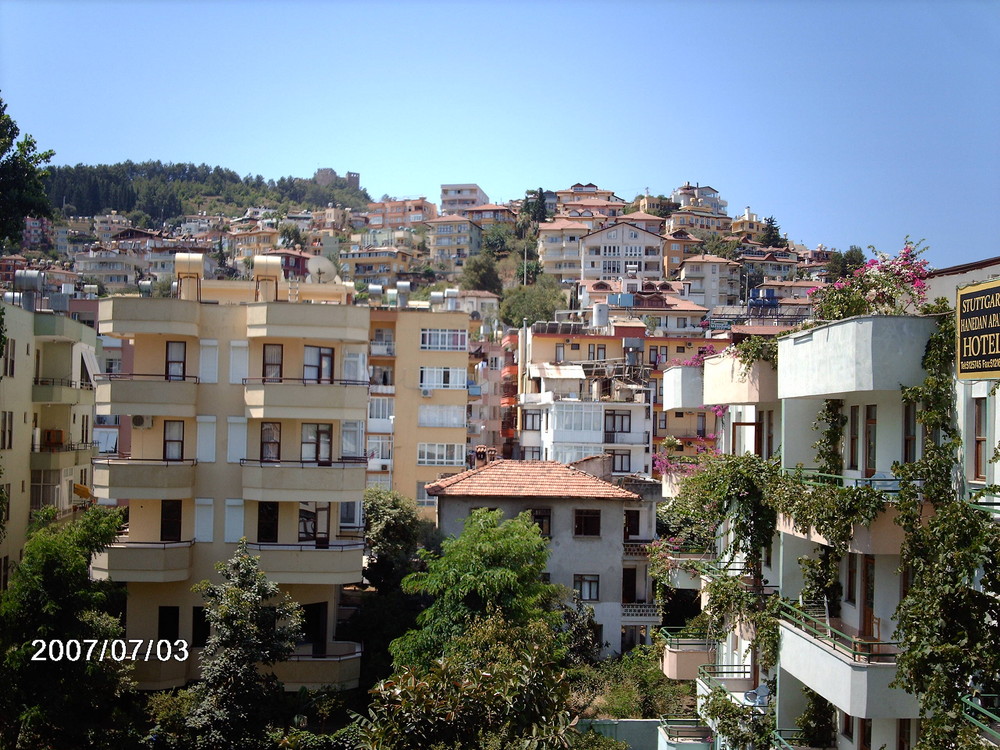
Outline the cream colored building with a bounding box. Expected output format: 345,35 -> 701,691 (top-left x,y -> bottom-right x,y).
537,218 -> 589,284
90,255 -> 364,691
0,301 -> 99,587
423,215 -> 483,276
365,303 -> 472,516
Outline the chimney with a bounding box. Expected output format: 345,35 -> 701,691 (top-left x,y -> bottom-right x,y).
486,447 -> 498,463
475,445 -> 488,468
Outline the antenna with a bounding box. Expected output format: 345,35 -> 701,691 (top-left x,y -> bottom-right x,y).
306,255 -> 337,284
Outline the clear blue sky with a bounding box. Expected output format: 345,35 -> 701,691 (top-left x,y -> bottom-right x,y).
2,0 -> 997,268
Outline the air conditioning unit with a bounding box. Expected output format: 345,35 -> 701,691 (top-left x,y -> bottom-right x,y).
131,415 -> 154,429
421,389 -> 432,397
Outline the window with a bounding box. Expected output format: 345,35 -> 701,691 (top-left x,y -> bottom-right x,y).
301,423 -> 332,464
555,343 -> 565,361
523,410 -> 541,431
897,718 -> 912,750
418,404 -> 465,427
0,411 -> 12,450
263,344 -> 283,382
531,508 -> 551,537
369,397 -> 394,421
597,345 -> 606,359
160,499 -> 182,542
166,341 -> 186,381
554,403 -> 602,432
845,553 -> 858,603
158,606 -> 180,642
574,509 -> 601,536
611,450 -> 631,473
417,443 -> 465,466
864,405 -> 877,477
367,435 -> 392,460
2,338 -> 14,377
257,501 -> 279,543
192,606 -> 209,648
574,574 -> 600,601
902,401 -> 917,464
841,712 -> 855,741
605,410 -> 631,433
416,481 -> 436,507
974,397 -> 987,479
341,421 -> 363,459
420,329 -> 467,351
419,367 -> 467,390
163,421 -> 184,461
339,500 -> 358,527
523,447 -> 542,460
260,422 -> 280,462
588,344 -> 595,359
849,405 -> 859,470
303,346 -> 333,383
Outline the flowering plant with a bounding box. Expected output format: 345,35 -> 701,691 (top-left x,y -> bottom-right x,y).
809,242 -> 929,320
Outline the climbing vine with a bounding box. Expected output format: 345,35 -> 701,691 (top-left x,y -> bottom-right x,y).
812,399 -> 847,475
891,302 -> 1000,747
701,686 -> 775,748
728,335 -> 778,378
795,687 -> 836,748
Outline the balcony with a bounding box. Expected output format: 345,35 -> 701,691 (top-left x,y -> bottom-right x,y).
34,311 -> 97,344
621,602 -> 659,621
695,664 -> 759,712
245,302 -> 368,342
604,430 -> 648,445
92,458 -> 197,500
246,540 -> 363,585
662,366 -> 703,410
32,377 -> 94,405
777,600 -> 917,718
91,539 -> 194,583
241,459 -> 365,503
96,374 -> 198,418
99,297 -> 200,338
623,540 -> 652,559
772,729 -> 825,749
702,353 -> 778,405
659,716 -> 713,750
778,315 -> 937,399
369,340 -> 396,357
656,543 -> 715,590
661,628 -> 715,680
31,442 -> 97,471
963,695 -> 1000,746
271,642 -> 362,690
370,383 -> 395,395
243,378 -> 368,421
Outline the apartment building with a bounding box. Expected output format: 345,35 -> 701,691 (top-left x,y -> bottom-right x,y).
462,203 -> 516,228
661,296 -> 1000,748
580,224 -> 665,281
740,247 -> 800,281
678,254 -> 741,309
430,454 -> 659,655
440,184 -> 490,216
665,205 -> 733,237
423,214 -> 482,275
662,230 -> 704,278
0,301 -> 99,588
89,255 -> 364,691
228,228 -> 280,260
538,218 -> 589,284
73,246 -> 147,290
669,182 -> 729,216
365,298 -> 471,516
365,198 -> 437,230
554,183 -> 624,211
94,212 -> 131,244
340,247 -> 413,286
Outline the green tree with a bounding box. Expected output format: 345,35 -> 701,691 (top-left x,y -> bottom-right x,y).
0,506 -> 137,750
499,274 -> 564,327
390,509 -> 557,670
482,223 -> 514,257
152,539 -> 303,750
0,95 -> 55,244
363,487 -> 422,590
459,250 -> 503,296
843,245 -> 866,273
757,216 -> 787,248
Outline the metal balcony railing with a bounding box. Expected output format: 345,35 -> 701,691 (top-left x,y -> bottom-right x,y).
962,694 -> 1000,744
778,600 -> 899,663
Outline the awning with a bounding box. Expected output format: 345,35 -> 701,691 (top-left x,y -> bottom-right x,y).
81,347 -> 101,386
528,363 -> 586,379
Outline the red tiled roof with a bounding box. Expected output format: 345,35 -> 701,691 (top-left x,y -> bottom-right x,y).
730,325 -> 795,335
613,212 -> 664,223
425,460 -> 640,500
681,254 -> 739,265
538,219 -> 589,231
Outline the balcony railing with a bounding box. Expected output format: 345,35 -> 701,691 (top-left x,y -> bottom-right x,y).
697,663 -> 754,693
32,440 -> 97,453
623,540 -> 652,558
240,457 -> 368,467
962,694 -> 1000,744
34,376 -> 94,389
659,715 -> 713,743
787,468 -> 911,493
369,341 -> 396,357
603,431 -> 648,445
246,540 -> 365,552
772,729 -> 816,749
661,627 -> 714,651
778,600 -> 899,663
99,373 -> 200,383
621,602 -> 658,618
243,377 -> 368,387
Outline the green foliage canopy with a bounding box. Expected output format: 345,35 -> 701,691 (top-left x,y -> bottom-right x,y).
0,95 -> 54,243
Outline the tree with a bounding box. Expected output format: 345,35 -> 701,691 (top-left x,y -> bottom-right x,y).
279,222 -> 306,249
389,509 -> 557,670
499,273 -> 564,327
843,245 -> 867,274
152,539 -> 303,750
363,487 -> 422,590
0,506 -> 137,750
459,250 -> 503,296
757,216 -> 787,248
482,223 -> 514,257
0,95 -> 55,244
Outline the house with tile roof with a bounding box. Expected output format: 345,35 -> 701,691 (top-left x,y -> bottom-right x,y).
428,453 -> 660,654
537,218 -> 589,284
580,224 -> 665,281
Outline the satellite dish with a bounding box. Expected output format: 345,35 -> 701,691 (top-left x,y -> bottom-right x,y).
306,255 -> 337,284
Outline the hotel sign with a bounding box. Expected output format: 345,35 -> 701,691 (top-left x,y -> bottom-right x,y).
957,278 -> 1000,379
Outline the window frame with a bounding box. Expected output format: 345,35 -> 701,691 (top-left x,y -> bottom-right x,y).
303,345 -> 334,384
165,340 -> 186,381
573,573 -> 600,601
260,421 -> 281,462
574,509 -> 601,537
263,344 -> 283,383
163,420 -> 184,461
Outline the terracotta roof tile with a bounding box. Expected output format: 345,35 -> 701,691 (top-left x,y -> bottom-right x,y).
426,460 -> 639,500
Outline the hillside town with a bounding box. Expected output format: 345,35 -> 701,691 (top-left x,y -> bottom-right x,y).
2,164 -> 1000,750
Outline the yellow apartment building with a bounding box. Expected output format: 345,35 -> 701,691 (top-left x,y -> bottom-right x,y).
0,300 -> 99,587
90,255 -> 365,691
366,301 -> 471,517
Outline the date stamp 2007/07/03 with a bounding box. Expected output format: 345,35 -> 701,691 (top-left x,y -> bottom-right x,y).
30,639 -> 190,662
